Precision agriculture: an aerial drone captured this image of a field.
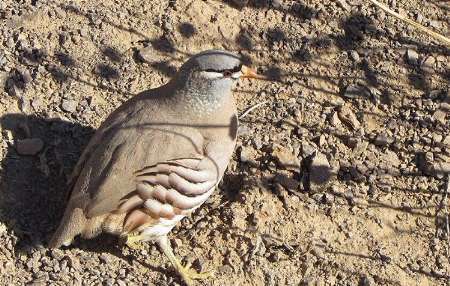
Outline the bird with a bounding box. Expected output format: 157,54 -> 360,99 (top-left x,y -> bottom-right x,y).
48,49 -> 266,285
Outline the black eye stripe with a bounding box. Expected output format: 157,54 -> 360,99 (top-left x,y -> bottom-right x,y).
203,64 -> 242,74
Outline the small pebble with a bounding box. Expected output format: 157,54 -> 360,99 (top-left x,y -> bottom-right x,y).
16,138 -> 44,155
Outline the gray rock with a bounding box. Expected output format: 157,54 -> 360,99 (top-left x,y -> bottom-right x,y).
61,99 -> 77,113
349,50 -> 360,62
6,80 -> 22,97
421,56 -> 435,69
301,142 -> 317,158
308,152 -> 333,192
16,138 -> 44,155
330,111 -> 341,126
19,96 -> 30,112
432,109 -> 446,125
343,84 -> 371,99
406,49 -> 419,65
359,274 -> 375,286
415,12 -> 423,23
99,253 -> 110,264
426,161 -> 450,177
31,98 -> 42,110
443,135 -> 450,147
338,105 -> 360,130
240,146 -> 258,165
18,67 -> 32,84
272,145 -> 300,171
137,46 -> 154,63
373,134 -> 394,147
0,50 -> 7,68
336,0 -> 351,11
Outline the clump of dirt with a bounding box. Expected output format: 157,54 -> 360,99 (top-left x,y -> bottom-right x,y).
0,0 -> 449,285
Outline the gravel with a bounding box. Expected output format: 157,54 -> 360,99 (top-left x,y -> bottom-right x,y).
0,0 -> 448,285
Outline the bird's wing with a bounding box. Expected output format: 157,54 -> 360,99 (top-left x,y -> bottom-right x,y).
65,96 -> 231,234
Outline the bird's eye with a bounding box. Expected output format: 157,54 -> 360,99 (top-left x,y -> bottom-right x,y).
223,70 -> 232,77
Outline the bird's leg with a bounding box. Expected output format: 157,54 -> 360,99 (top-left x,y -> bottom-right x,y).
156,235 -> 214,286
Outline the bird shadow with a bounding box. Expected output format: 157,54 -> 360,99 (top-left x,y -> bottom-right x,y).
0,113 -> 94,251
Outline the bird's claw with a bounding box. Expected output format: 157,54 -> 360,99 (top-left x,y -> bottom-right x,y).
176,261 -> 214,286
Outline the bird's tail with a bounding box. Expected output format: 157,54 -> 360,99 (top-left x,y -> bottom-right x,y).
48,207 -> 87,248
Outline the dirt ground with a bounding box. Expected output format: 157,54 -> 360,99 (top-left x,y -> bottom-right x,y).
0,0 -> 449,285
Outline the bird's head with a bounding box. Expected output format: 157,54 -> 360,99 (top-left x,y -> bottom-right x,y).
171,50 -> 265,110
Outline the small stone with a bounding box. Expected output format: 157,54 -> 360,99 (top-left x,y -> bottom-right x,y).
301,142 -> 316,158
300,277 -> 319,286
318,134 -> 326,147
137,46 -> 154,63
349,50 -> 360,62
359,274 -> 375,286
18,67 -> 33,84
406,49 -> 419,65
192,258 -> 205,272
308,152 -> 333,192
272,145 -> 300,171
31,98 -> 42,110
61,99 -> 77,113
330,112 -> 341,126
99,253 -> 110,264
311,247 -> 325,259
7,82 -> 22,97
16,138 -> 44,155
79,28 -> 89,37
433,109 -> 446,125
252,137 -> 263,150
432,133 -> 443,144
443,135 -> 450,147
338,105 -> 360,130
268,251 -> 281,262
429,20 -> 441,29
426,161 -> 450,177
240,146 -> 258,165
19,96 -> 30,112
271,0 -> 284,9
172,238 -> 183,248
421,56 -> 435,69
415,12 -> 423,23
382,150 -> 401,167
329,96 -> 345,106
237,125 -> 251,136
343,84 -> 370,99
0,223 -> 7,235
373,134 -> 394,147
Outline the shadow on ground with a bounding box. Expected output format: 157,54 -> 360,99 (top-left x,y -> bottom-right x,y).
0,113 -> 94,250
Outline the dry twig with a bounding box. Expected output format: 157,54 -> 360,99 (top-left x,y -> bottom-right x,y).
239,100 -> 268,119
368,0 -> 450,46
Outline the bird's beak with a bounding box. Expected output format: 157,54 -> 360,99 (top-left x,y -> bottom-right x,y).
240,65 -> 267,80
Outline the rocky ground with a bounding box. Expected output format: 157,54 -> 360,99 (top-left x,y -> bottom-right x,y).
0,0 -> 449,285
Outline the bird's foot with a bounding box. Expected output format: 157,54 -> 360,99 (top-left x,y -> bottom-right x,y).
157,235 -> 214,286
174,259 -> 214,286
125,233 -> 145,250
